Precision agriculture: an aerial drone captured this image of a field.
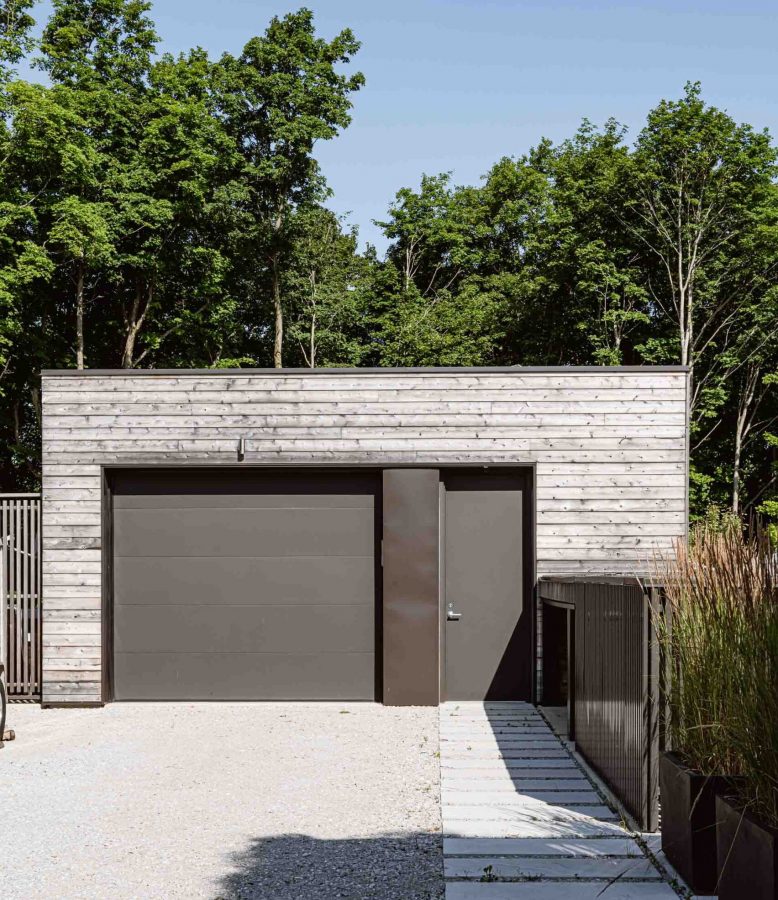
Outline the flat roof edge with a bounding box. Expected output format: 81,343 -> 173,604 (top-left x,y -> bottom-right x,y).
41,365 -> 690,376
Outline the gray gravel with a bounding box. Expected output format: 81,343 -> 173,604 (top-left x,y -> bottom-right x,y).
0,702 -> 442,899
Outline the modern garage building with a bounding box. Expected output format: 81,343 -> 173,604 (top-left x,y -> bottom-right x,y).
40,366 -> 689,707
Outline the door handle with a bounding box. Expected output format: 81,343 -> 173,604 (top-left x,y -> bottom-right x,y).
447,610 -> 462,621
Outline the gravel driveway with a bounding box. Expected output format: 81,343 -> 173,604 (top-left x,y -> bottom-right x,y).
0,703 -> 442,899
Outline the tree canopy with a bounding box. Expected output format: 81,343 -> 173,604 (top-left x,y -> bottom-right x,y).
0,3 -> 776,523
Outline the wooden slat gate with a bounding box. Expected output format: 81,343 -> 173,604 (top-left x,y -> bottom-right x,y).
0,495 -> 42,700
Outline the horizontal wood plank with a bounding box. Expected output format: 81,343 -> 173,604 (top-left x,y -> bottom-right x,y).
41,367 -> 688,699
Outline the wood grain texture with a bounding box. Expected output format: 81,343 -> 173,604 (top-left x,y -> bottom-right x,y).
40,368 -> 689,703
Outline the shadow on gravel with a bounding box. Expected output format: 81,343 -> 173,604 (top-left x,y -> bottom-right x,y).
215,832 -> 443,900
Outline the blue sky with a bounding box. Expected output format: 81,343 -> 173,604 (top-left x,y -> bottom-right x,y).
24,0 -> 778,252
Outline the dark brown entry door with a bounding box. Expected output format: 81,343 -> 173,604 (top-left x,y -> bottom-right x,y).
111,469 -> 378,701
442,473 -> 524,700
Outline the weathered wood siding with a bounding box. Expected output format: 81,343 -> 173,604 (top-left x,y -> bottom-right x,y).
41,367 -> 689,703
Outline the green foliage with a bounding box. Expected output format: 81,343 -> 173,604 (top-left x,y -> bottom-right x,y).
0,0 -> 35,76
369,88 -> 778,521
376,284 -> 501,367
0,3 -> 775,524
212,9 -> 364,366
284,206 -> 369,367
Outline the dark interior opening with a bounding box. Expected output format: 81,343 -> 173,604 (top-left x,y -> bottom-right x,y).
541,601 -> 569,707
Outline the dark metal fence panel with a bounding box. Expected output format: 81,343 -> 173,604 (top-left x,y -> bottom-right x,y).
541,576 -> 660,831
0,495 -> 42,700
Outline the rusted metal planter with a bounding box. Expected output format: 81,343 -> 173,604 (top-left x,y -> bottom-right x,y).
660,751 -> 732,895
716,793 -> 778,900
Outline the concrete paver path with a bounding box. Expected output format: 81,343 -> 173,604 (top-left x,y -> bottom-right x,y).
441,702 -> 680,899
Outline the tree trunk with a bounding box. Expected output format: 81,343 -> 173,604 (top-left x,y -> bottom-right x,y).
272,252 -> 283,368
732,423 -> 743,516
732,365 -> 759,515
121,284 -> 151,368
122,326 -> 138,369
308,308 -> 317,368
30,386 -> 41,428
307,268 -> 317,368
678,276 -> 692,369
75,261 -> 85,369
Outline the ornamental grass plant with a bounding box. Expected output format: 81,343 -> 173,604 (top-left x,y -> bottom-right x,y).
656,514 -> 778,828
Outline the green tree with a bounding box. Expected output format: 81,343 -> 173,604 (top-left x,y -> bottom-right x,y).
285,205 -> 367,367
541,123 -> 648,365
627,83 -> 777,388
36,0 -> 160,367
0,0 -> 39,393
48,196 -> 114,368
0,0 -> 34,80
112,48 -> 234,368
213,9 -> 363,367
373,173 -> 503,366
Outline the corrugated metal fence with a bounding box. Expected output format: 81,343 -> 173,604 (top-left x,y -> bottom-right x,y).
539,577 -> 662,832
0,495 -> 42,699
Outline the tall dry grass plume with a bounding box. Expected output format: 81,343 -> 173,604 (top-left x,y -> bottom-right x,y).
655,512 -> 778,827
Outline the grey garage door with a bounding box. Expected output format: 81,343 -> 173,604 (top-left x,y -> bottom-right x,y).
111,469 -> 379,701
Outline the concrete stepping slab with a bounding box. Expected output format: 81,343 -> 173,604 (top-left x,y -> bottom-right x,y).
442,714 -> 543,721
445,882 -> 680,898
443,728 -> 548,734
442,758 -> 579,770
441,731 -> 552,739
442,770 -> 585,782
446,711 -> 536,717
444,749 -> 566,756
443,749 -> 570,759
443,728 -> 549,735
445,790 -> 603,805
444,804 -> 619,823
442,724 -> 547,731
442,739 -> 563,748
454,712 -> 543,715
441,735 -> 551,741
441,734 -> 553,742
442,710 -> 541,716
442,778 -> 592,791
444,856 -> 662,879
455,701 -> 535,706
442,721 -> 545,728
442,722 -> 551,728
443,707 -> 540,713
443,819 -> 627,838
443,837 -> 645,857
440,737 -> 570,759
441,723 -> 551,730
442,712 -> 542,719
442,722 -> 546,728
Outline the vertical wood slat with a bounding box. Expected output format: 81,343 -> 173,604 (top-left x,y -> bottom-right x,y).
0,501 -> 5,691
13,498 -> 20,693
28,497 -> 35,695
0,495 -> 42,699
34,497 -> 40,695
22,498 -> 28,693
541,576 -> 660,831
6,499 -> 12,689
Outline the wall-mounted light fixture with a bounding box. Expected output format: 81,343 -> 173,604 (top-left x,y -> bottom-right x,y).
237,437 -> 246,461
